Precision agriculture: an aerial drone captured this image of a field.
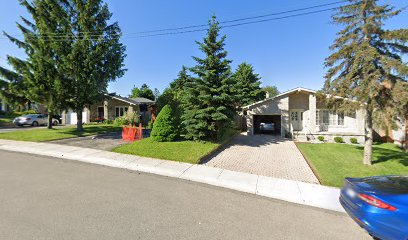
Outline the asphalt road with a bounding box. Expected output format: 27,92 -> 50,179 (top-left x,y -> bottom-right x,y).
0,150 -> 370,240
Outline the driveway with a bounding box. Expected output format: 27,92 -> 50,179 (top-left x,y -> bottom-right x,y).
50,130 -> 151,151
50,132 -> 126,151
204,133 -> 319,184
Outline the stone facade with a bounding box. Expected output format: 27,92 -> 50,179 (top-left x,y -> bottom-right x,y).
62,94 -> 155,125
243,88 -> 366,142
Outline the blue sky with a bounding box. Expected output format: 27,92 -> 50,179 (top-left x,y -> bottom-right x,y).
0,0 -> 406,96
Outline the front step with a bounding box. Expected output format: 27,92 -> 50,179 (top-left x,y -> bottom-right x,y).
292,131 -> 308,142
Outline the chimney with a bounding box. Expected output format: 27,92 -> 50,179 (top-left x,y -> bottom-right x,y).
265,92 -> 270,99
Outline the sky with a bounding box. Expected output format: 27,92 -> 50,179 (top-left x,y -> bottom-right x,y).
0,0 -> 407,97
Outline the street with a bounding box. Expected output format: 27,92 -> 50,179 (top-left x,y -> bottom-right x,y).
0,150 -> 370,240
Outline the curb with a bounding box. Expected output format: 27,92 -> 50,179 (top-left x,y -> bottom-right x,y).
0,139 -> 345,213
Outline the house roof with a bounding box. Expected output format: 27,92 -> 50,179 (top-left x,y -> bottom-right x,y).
106,93 -> 155,105
129,97 -> 155,104
242,87 -> 316,110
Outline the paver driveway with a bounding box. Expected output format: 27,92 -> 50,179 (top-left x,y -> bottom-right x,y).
204,133 -> 319,184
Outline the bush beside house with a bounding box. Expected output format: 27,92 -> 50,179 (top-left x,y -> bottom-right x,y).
151,105 -> 178,142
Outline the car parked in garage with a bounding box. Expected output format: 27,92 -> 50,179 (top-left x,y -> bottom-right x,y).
13,114 -> 60,127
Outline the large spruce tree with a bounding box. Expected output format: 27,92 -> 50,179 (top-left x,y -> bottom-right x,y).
232,62 -> 264,109
1,0 -> 67,128
60,0 -> 126,131
182,16 -> 235,141
324,0 -> 407,164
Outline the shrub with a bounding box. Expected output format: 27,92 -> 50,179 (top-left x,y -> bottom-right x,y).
104,119 -> 113,124
150,105 -> 178,142
113,116 -> 126,127
334,136 -> 344,143
148,119 -> 154,129
350,137 -> 358,144
114,111 -> 139,127
317,136 -> 325,142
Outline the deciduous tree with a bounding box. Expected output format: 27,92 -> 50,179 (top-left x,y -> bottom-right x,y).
130,83 -> 155,101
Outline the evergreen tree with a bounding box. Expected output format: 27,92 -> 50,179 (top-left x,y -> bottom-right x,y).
183,16 -> 235,141
150,104 -> 178,142
232,62 -> 264,109
60,0 -> 126,131
1,0 -> 67,128
130,83 -> 155,100
157,66 -> 192,134
324,0 -> 408,164
0,58 -> 31,109
158,66 -> 191,110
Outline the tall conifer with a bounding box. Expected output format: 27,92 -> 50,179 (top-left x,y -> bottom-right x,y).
324,0 -> 407,164
183,16 -> 235,141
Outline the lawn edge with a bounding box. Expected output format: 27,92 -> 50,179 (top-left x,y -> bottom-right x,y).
198,130 -> 240,164
295,142 -> 323,185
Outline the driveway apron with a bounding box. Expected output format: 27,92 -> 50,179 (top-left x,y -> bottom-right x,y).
204,133 -> 319,184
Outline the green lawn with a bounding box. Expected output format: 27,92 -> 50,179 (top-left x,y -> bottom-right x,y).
0,117 -> 13,123
0,124 -> 121,142
112,138 -> 220,164
297,143 -> 408,188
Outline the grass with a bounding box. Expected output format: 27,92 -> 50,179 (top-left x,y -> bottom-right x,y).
297,143 -> 408,188
0,124 -> 121,142
0,117 -> 13,123
112,138 -> 220,164
112,129 -> 239,164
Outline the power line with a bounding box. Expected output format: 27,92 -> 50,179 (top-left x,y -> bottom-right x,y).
134,0 -> 348,35
137,7 -> 338,38
0,1 -> 346,41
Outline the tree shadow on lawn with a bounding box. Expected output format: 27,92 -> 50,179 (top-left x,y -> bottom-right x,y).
355,145 -> 408,166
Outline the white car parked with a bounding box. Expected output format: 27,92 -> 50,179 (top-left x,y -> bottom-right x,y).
13,114 -> 59,127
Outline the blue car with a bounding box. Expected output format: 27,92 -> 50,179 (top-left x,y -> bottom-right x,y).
340,176 -> 408,240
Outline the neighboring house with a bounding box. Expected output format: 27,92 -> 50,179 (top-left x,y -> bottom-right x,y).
62,93 -> 156,125
374,116 -> 407,148
243,87 -> 366,143
0,97 -> 45,114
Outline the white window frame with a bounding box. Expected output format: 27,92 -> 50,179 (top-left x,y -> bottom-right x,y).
115,106 -> 129,118
316,109 -> 345,126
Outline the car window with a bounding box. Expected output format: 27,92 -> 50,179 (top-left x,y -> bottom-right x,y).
363,176 -> 408,194
23,114 -> 37,118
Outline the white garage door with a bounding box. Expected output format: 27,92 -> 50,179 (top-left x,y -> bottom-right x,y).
66,111 -> 88,125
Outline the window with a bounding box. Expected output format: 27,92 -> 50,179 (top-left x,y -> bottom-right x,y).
316,110 -> 345,126
115,107 -> 128,117
291,112 -> 298,121
338,113 -> 344,125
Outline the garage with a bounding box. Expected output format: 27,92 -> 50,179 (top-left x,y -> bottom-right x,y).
253,115 -> 281,135
64,110 -> 89,125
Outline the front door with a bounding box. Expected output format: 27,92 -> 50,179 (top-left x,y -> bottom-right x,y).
290,110 -> 304,131
97,107 -> 104,119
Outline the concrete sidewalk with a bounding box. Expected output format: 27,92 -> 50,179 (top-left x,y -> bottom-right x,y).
0,139 -> 345,213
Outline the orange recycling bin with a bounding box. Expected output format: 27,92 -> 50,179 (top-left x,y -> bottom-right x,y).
122,124 -> 143,142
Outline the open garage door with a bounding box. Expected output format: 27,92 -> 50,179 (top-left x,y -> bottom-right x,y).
254,115 -> 281,135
